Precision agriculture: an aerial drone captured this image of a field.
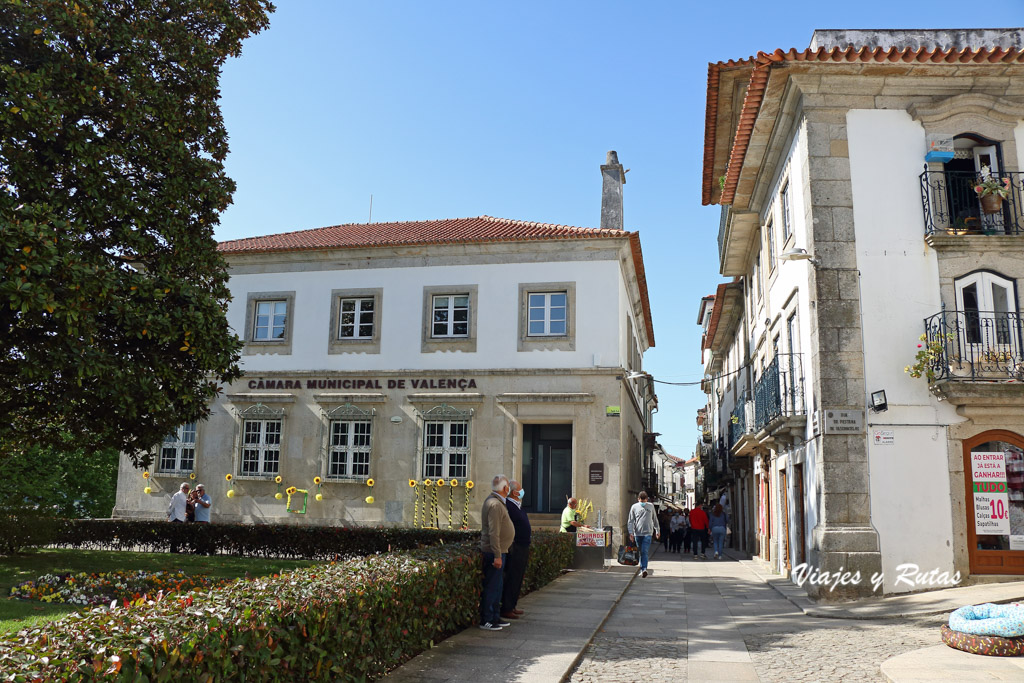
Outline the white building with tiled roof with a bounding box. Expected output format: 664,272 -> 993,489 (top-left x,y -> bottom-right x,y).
114,153 -> 657,538
698,28 -> 1024,597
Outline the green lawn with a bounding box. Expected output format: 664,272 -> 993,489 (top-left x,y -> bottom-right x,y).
0,549 -> 318,635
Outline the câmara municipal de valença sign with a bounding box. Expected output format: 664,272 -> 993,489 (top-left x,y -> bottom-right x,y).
246,377 -> 479,391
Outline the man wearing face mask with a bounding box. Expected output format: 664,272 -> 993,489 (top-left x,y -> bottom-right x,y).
501,480 -> 531,621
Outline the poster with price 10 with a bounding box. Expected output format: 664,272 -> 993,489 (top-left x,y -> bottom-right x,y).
972,451 -> 1010,535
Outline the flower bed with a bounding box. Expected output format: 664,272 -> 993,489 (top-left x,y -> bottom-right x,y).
9,570 -> 234,607
0,532 -> 575,681
39,518 -> 472,559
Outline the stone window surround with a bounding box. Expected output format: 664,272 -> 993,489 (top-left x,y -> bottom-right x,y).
908,93 -> 1020,176
328,287 -> 383,355
421,284 -> 478,354
154,422 -> 198,476
243,291 -> 296,356
226,397 -> 292,481
316,399 -> 379,483
518,281 -> 576,352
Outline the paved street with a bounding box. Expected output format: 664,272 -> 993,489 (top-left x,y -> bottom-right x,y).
569,548 -> 943,683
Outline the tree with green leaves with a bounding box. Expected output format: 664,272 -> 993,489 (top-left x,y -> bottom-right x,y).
1,1 -> 274,466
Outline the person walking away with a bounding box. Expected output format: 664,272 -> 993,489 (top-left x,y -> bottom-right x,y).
659,508 -> 672,552
689,503 -> 709,559
501,480 -> 531,621
669,510 -> 684,553
627,491 -> 660,578
681,508 -> 692,554
479,475 -> 515,631
560,497 -> 583,533
710,503 -> 729,559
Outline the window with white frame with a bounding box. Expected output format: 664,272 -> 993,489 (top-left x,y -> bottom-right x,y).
420,404 -> 472,480
527,292 -> 567,336
338,297 -> 375,339
780,181 -> 792,242
237,404 -> 284,476
159,422 -> 196,473
423,421 -> 469,479
325,404 -> 374,479
432,294 -> 470,338
253,300 -> 288,340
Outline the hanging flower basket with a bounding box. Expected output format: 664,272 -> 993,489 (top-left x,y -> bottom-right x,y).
980,193 -> 1004,214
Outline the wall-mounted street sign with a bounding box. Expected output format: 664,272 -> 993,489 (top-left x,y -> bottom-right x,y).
606,406 -> 620,417
589,463 -> 604,485
823,410 -> 864,434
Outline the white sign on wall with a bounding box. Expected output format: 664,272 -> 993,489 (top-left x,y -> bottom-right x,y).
972,451 -> 1011,536
872,429 -> 895,445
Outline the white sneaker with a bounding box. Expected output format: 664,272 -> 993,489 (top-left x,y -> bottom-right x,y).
479,622 -> 503,631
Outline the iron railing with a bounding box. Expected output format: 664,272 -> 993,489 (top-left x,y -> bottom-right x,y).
923,310 -> 1024,381
728,393 -> 755,449
920,169 -> 1024,236
753,353 -> 805,431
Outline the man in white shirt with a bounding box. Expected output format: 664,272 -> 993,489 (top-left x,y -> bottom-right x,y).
168,483 -> 190,522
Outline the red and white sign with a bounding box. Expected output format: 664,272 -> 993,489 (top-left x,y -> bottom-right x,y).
575,531 -> 606,547
973,451 -> 1011,535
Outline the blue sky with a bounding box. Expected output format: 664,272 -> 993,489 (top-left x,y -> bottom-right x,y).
215,2 -> 1002,456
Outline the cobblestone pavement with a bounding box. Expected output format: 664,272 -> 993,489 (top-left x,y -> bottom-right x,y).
569,549 -> 946,683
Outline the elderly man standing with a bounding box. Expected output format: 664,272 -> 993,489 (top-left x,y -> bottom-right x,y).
167,482 -> 189,554
560,496 -> 583,533
479,475 -> 515,631
500,480 -> 531,621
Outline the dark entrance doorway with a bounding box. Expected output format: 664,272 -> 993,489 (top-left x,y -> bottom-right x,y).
522,424 -> 573,513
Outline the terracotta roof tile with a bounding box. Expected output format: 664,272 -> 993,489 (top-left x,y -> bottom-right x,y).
703,46 -> 1024,206
219,215 -> 655,347
218,215 -> 626,253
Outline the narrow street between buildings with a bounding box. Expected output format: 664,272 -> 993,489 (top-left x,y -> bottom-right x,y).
569,548 -> 942,683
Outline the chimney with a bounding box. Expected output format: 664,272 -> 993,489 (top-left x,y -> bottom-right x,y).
600,150 -> 625,231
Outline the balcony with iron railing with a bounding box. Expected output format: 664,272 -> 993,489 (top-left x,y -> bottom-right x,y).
753,353 -> 806,436
922,310 -> 1024,385
728,393 -> 757,456
920,169 -> 1024,236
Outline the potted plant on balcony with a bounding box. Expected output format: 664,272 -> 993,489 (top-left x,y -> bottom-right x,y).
905,332 -> 955,383
974,165 -> 1011,214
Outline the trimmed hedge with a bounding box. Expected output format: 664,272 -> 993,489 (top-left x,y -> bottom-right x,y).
9,518 -> 473,560
0,532 -> 575,682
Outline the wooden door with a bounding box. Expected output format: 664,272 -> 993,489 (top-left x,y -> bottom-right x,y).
794,464 -> 806,566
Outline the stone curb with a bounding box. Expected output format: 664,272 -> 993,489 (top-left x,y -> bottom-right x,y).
558,564 -> 639,682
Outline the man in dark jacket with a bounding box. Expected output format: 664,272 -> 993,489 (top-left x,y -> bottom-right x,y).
501,480 -> 531,620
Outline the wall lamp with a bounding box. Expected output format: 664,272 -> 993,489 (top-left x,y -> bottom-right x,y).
870,389 -> 888,413
616,371 -> 651,380
779,248 -> 820,267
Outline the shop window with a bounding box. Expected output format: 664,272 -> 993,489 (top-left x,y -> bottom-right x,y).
970,438 -> 1024,552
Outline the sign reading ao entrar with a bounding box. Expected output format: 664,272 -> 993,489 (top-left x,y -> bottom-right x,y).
972,451 -> 1011,535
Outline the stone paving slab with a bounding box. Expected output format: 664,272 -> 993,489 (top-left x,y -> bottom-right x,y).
880,644 -> 1024,681
383,569 -> 633,682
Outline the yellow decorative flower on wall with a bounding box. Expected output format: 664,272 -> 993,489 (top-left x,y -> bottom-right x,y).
286,486 -> 297,495
365,495 -> 375,504
424,479 -> 433,487
225,474 -> 233,482
450,479 -> 459,487
227,489 -> 235,498
274,475 -> 282,484
465,481 -> 475,490
275,492 -> 283,500
315,493 -> 324,502
142,472 -> 150,479
189,472 -> 196,480
436,478 -> 446,487
408,479 -> 417,488
143,486 -> 152,494
366,478 -> 375,487
313,476 -> 322,486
